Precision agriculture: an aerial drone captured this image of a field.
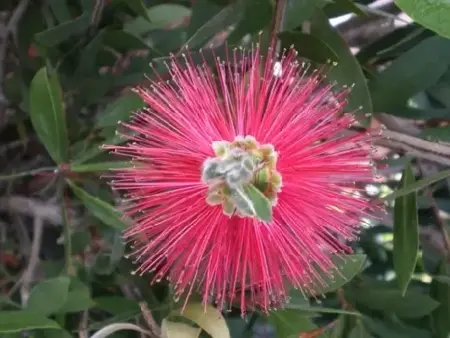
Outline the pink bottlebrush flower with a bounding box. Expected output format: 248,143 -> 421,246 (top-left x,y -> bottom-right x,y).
105,42 -> 378,315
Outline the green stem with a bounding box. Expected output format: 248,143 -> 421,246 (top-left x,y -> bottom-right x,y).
244,312 -> 259,333
59,177 -> 75,276
0,166 -> 57,181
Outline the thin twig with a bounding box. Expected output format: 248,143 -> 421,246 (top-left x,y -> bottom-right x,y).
375,139 -> 450,166
120,283 -> 161,338
272,0 -> 288,53
79,310 -> 89,338
139,302 -> 162,338
11,217 -> 44,302
59,178 -> 75,275
382,129 -> 450,157
0,166 -> 57,181
90,0 -> 106,27
0,195 -> 64,225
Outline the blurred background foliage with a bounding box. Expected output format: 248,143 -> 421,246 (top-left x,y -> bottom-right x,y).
1,0 -> 450,337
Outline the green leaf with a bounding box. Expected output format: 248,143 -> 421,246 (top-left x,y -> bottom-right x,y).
310,9 -> 372,123
80,0 -> 94,12
75,30 -> 106,78
227,0 -> 273,44
72,133 -> 126,165
431,262 -> 450,338
420,126 -> 450,142
161,319 -> 201,338
122,0 -> 151,21
173,303 -> 230,338
369,36 -> 450,112
312,254 -> 366,295
26,276 -> 71,316
93,252 -> 118,275
393,163 -> 419,295
184,0 -> 239,50
0,311 -> 60,333
102,30 -> 150,52
29,66 -> 69,164
59,289 -> 94,313
385,169 -> 450,200
283,0 -> 328,31
269,310 -> 318,337
71,161 -> 129,172
349,321 -> 374,338
330,315 -> 347,338
332,0 -> 367,17
94,296 -> 140,316
395,0 -> 450,39
95,92 -> 144,129
59,280 -> 95,313
242,184 -> 273,222
47,0 -> 71,22
124,4 -> 191,34
36,328 -> 73,338
34,14 -> 90,46
346,285 -> 440,318
286,304 -> 361,317
278,31 -> 339,63
434,275 -> 450,285
362,316 -> 430,338
356,25 -> 424,64
68,180 -> 127,230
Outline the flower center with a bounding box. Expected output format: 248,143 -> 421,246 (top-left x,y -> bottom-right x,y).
201,136 -> 282,222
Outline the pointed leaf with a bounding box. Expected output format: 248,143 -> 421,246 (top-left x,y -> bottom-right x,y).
227,0 -> 273,44
369,36 -> 450,112
243,184 -> 273,222
283,0 -> 328,31
183,0 -> 238,50
278,31 -> 339,63
333,0 -> 367,17
71,161 -> 129,172
38,328 -> 73,338
59,280 -> 95,313
312,254 -> 366,295
95,91 -> 144,129
29,66 -> 68,164
0,311 -> 60,333
26,276 -> 71,316
34,14 -> 90,46
385,169 -> 450,200
311,10 -> 372,124
393,162 -> 419,295
269,310 -> 318,337
395,0 -> 450,39
349,321 -> 374,338
173,303 -> 230,338
124,4 -> 191,34
47,0 -> 71,22
72,133 -> 126,165
434,275 -> 450,286
431,262 -> 450,338
68,180 -> 127,230
94,296 -> 140,316
122,0 -> 151,21
346,284 -> 440,318
285,303 -> 361,317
